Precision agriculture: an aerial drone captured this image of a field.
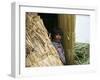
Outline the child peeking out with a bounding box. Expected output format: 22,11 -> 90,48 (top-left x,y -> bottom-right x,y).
51,28 -> 66,65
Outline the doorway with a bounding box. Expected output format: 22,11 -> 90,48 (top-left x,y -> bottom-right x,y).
39,13 -> 75,65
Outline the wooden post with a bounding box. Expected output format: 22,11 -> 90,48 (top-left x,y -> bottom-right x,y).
58,14 -> 75,64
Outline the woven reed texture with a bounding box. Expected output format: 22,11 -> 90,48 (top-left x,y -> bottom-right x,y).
25,12 -> 63,67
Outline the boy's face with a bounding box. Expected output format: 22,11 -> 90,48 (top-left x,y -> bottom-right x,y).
55,34 -> 62,42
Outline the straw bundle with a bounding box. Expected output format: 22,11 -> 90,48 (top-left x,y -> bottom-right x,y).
25,12 -> 63,67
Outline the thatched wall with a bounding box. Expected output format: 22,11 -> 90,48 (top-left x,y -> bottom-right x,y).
25,12 -> 63,67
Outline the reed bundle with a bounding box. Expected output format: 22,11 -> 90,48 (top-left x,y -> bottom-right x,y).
25,12 -> 63,67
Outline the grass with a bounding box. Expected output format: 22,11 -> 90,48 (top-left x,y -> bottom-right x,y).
74,42 -> 90,65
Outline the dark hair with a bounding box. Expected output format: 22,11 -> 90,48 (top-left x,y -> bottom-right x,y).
51,28 -> 63,39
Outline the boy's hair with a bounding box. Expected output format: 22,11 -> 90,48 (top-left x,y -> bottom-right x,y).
51,28 -> 63,39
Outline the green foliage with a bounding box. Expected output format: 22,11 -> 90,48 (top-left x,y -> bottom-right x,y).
74,43 -> 90,64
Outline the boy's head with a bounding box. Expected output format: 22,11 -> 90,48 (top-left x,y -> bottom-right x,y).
52,28 -> 63,42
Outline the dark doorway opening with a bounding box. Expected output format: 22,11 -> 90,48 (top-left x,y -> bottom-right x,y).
38,13 -> 67,65
38,13 -> 58,33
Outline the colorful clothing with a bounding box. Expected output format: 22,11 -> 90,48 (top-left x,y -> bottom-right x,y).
52,41 -> 66,64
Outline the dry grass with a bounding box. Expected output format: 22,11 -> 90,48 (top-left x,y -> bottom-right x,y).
25,12 -> 63,67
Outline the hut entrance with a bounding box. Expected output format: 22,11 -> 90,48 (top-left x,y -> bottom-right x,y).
25,12 -> 75,67
39,13 -> 75,65
38,13 -> 58,33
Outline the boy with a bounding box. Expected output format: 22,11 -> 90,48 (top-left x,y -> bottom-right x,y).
51,28 -> 66,65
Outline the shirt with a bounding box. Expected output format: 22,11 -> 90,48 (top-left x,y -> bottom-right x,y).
52,41 -> 66,64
